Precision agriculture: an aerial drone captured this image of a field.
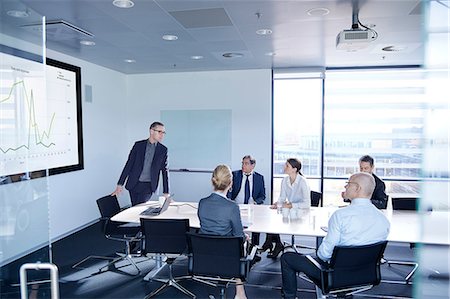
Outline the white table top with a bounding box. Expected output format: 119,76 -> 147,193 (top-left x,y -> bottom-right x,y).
111,201 -> 450,246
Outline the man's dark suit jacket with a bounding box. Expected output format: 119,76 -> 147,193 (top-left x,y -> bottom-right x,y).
371,173 -> 388,209
228,170 -> 265,204
117,139 -> 169,194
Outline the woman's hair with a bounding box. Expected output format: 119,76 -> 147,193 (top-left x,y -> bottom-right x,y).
211,164 -> 232,191
287,158 -> 303,176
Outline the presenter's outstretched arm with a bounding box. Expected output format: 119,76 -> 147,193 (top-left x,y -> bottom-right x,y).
112,185 -> 123,196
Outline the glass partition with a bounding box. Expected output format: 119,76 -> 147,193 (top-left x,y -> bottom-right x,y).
1,5 -> 50,297
416,1 -> 450,297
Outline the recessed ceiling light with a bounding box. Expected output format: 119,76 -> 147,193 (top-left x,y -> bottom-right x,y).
162,34 -> 178,41
80,40 -> 95,46
112,0 -> 134,8
382,45 -> 407,52
190,55 -> 203,60
265,52 -> 276,56
7,10 -> 30,18
222,53 -> 244,58
256,29 -> 272,35
307,7 -> 330,16
124,59 -> 136,63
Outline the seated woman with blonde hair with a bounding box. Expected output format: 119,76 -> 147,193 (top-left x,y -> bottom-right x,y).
198,164 -> 248,299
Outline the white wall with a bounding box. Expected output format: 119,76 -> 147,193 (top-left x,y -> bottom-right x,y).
125,70 -> 273,203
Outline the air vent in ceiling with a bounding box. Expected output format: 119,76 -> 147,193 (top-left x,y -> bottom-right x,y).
169,8 -> 233,29
21,20 -> 94,41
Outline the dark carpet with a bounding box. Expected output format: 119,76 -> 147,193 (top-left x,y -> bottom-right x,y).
1,222 -> 415,299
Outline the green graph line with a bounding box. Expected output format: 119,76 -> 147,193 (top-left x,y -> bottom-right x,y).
1,80 -> 56,154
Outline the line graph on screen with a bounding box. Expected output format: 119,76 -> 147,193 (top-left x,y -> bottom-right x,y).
0,48 -> 81,177
1,80 -> 56,154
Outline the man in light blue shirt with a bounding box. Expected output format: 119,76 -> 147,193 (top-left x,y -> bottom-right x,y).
281,172 -> 390,299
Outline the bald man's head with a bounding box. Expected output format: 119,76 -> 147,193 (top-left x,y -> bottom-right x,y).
343,172 -> 376,200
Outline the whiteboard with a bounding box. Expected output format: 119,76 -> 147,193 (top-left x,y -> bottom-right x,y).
161,109 -> 231,170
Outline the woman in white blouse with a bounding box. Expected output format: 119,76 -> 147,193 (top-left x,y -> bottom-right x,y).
262,158 -> 311,258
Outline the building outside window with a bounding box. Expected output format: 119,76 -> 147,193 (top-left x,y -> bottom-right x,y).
273,68 -> 428,207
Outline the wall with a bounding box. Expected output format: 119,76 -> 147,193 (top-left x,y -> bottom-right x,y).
125,70 -> 273,203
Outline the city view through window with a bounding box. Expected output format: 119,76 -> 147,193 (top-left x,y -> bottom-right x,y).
273,69 -> 428,206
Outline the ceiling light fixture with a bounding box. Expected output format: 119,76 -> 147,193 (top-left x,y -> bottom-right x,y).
307,7 -> 330,16
80,40 -> 95,46
112,0 -> 134,8
256,29 -> 272,35
7,10 -> 30,18
265,52 -> 276,56
190,55 -> 203,60
222,53 -> 244,58
124,59 -> 136,63
162,34 -> 178,41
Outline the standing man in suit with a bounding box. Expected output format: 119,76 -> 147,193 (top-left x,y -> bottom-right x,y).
112,121 -> 169,206
228,155 -> 266,245
359,155 -> 388,209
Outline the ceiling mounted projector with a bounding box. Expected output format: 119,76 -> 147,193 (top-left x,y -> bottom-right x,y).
336,0 -> 378,51
336,29 -> 375,51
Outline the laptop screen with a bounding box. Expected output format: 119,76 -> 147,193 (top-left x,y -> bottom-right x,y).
159,196 -> 171,214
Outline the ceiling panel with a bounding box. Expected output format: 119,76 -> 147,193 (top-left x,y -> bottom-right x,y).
0,0 -> 428,74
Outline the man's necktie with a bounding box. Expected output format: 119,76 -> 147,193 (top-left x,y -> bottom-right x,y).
244,174 -> 250,204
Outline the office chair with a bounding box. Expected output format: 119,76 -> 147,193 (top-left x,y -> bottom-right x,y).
140,218 -> 195,299
387,197 -> 420,283
311,190 -> 322,207
72,195 -> 142,275
286,191 -> 323,253
303,241 -> 388,298
186,232 -> 256,299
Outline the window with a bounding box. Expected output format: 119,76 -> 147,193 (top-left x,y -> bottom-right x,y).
273,68 -> 430,206
273,73 -> 323,201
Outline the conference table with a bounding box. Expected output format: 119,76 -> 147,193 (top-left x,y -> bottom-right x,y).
111,201 -> 450,246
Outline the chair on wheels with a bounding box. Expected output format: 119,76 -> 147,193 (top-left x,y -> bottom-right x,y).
303,241 -> 388,298
287,191 -> 323,252
72,195 -> 142,275
140,218 -> 195,299
186,232 -> 255,299
387,197 -> 420,283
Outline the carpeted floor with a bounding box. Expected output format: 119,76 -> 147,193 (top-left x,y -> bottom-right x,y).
1,221 -> 416,299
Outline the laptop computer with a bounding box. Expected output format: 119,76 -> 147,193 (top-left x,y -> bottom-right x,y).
140,196 -> 171,216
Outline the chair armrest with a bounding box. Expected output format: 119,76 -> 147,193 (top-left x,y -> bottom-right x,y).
240,244 -> 257,278
245,244 -> 258,262
305,255 -> 326,271
305,255 -> 330,293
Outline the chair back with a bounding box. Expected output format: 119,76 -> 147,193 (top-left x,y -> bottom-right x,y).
311,191 -> 322,207
391,197 -> 417,211
324,241 -> 388,293
97,195 -> 121,219
187,232 -> 245,279
140,218 -> 190,255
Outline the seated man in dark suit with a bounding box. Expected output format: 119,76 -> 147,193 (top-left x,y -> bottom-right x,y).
342,155 -> 388,209
228,155 -> 266,245
359,155 -> 388,209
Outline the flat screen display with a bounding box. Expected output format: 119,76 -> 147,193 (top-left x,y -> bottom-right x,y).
0,44 -> 83,182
